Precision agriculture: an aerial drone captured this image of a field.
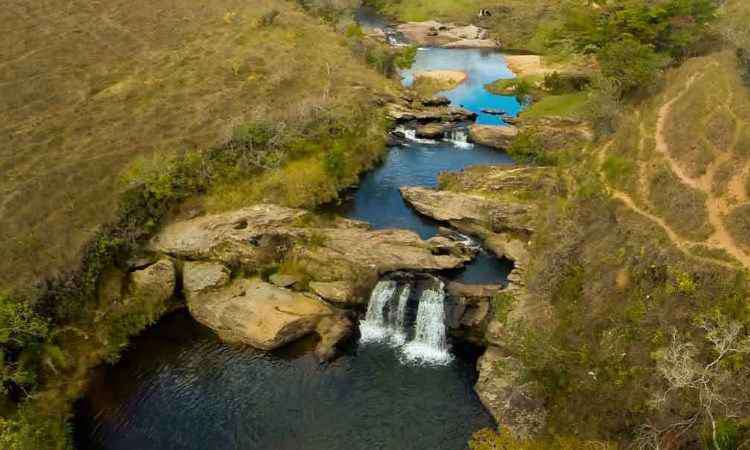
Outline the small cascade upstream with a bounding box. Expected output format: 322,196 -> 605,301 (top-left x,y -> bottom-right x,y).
360,278 -> 452,365
395,125 -> 439,145
402,280 -> 453,364
445,128 -> 474,149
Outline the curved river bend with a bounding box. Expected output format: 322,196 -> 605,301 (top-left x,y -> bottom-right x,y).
75,27 -> 521,450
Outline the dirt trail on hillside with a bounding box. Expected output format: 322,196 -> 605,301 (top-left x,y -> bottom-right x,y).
608,70 -> 750,270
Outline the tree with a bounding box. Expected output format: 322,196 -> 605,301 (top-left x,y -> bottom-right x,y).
597,37 -> 664,95
635,314 -> 750,450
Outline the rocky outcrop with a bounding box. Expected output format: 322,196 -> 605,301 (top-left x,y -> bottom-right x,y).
400,186 -> 536,237
309,281 -> 361,305
182,261 -> 230,296
396,21 -> 497,48
447,281 -> 502,344
150,204 -> 471,277
387,102 -> 476,124
475,347 -> 547,438
129,259 -> 176,305
187,277 -> 351,361
468,124 -> 519,149
145,204 -> 481,360
519,116 -> 593,151
415,123 -> 449,139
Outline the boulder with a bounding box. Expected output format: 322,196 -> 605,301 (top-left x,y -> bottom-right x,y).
415,123 -> 448,139
187,278 -> 351,361
309,281 -> 362,305
129,259 -> 176,304
475,347 -> 547,438
468,124 -> 519,149
182,261 -> 230,296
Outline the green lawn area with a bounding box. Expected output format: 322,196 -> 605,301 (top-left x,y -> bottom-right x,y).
520,92 -> 588,119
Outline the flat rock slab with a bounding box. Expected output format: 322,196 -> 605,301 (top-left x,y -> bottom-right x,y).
468,124 -> 519,150
188,278 -> 336,352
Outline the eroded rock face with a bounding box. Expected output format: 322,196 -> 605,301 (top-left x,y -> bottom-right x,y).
309,281 -> 361,305
129,259 -> 176,305
182,261 -> 230,296
447,281 -> 501,345
468,124 -> 519,149
151,204 -> 470,277
475,347 -> 547,438
187,278 -> 351,361
400,186 -> 535,236
415,123 -> 449,139
387,103 -> 477,124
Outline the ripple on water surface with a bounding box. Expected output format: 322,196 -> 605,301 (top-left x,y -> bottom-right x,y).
75,312 -> 493,450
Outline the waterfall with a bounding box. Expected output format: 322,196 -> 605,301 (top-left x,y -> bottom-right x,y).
395,126 -> 439,145
445,128 -> 474,149
359,280 -> 398,343
361,278 -> 453,365
402,280 -> 453,364
389,284 -> 412,345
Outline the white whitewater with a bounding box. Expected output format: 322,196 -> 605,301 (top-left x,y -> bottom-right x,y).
446,128 -> 474,149
359,280 -> 398,343
389,284 -> 412,345
402,280 -> 453,364
395,126 -> 439,145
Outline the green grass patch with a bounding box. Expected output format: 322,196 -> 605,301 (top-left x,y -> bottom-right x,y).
521,92 -> 588,119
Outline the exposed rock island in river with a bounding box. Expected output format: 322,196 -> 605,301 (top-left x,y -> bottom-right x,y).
147,204 -> 477,360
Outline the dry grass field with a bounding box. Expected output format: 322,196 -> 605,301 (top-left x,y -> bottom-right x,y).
0,0 -> 394,291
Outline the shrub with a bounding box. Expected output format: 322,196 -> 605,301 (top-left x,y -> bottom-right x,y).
597,37 -> 664,95
507,131 -> 552,165
585,77 -> 622,137
738,48 -> 750,86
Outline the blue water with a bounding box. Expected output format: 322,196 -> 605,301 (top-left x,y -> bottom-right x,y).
75,41 -> 519,450
336,47 -> 519,285
76,312 -> 493,450
402,48 -> 521,125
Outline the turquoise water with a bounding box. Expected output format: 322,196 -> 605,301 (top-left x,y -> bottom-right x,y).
402,48 -> 521,125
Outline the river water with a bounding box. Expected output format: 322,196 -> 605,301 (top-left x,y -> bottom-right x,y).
74,13 -> 521,450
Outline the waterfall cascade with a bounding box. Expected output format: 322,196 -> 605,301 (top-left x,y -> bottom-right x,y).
395,126 -> 439,145
360,278 -> 452,365
402,280 -> 453,364
360,280 -> 399,343
445,128 -> 474,149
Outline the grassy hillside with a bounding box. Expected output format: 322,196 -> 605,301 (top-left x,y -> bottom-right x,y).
0,0 -> 396,292
1,1 -> 402,447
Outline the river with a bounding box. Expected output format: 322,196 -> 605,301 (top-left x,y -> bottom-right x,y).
74,11 -> 521,450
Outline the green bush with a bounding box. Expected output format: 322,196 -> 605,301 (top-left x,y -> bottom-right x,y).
598,37 -> 664,95
507,131 -> 552,165
585,77 -> 622,137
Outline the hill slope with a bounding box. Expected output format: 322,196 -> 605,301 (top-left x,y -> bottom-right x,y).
0,0 -> 394,290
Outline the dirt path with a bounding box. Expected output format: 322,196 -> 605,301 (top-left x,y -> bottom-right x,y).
605,69 -> 750,270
